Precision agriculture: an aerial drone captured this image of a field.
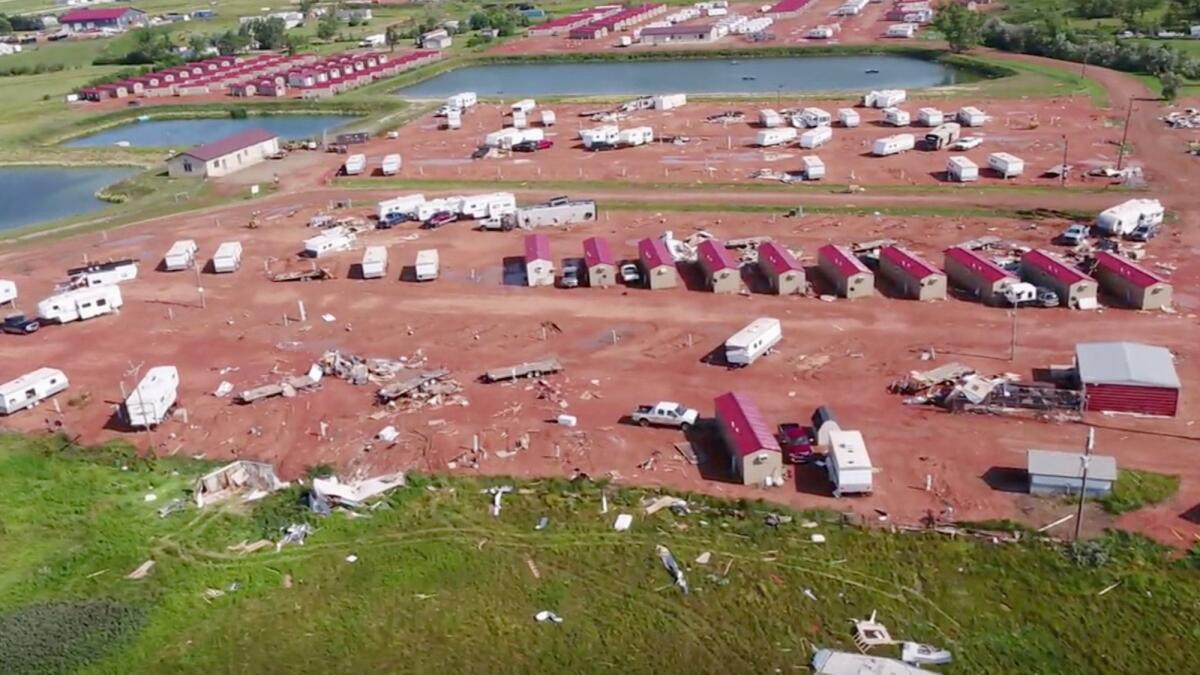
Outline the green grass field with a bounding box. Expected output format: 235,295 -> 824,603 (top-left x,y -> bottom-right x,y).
1,433 -> 1198,674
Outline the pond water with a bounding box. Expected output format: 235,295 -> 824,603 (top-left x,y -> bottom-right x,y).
65,115 -> 355,148
396,55 -> 976,98
0,166 -> 137,231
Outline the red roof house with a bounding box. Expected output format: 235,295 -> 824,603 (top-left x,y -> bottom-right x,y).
638,237 -> 677,290
817,244 -> 873,299
714,391 -> 782,485
1020,249 -> 1098,308
757,241 -> 806,295
59,8 -> 147,32
879,245 -> 946,301
582,236 -> 616,287
943,246 -> 1015,305
697,239 -> 740,294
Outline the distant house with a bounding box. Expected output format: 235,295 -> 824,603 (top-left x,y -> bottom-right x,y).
1027,449 -> 1116,497
817,244 -> 873,299
714,391 -> 782,486
696,239 -> 740,294
638,237 -> 677,290
639,24 -> 718,45
943,246 -> 1016,305
59,7 -> 146,33
879,245 -> 946,301
1020,249 -> 1098,309
337,8 -> 373,21
166,129 -> 280,179
757,241 -> 806,295
421,29 -> 453,49
582,236 -> 616,288
1092,251 -> 1172,311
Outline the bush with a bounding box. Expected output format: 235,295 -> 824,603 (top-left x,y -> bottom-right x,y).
0,601 -> 145,674
1098,469 -> 1180,515
228,108 -> 248,119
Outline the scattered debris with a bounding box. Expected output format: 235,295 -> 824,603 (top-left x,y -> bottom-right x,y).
321,313 -> 336,323
226,539 -> 273,555
852,611 -> 894,651
487,485 -> 513,517
1098,580 -> 1122,596
236,365 -> 324,403
812,649 -> 928,675
534,610 -> 564,624
345,554 -> 358,563
535,516 -> 549,530
613,513 -> 633,531
213,381 -> 234,398
1164,109 -> 1200,129
276,523 -> 314,552
811,533 -> 827,544
270,265 -> 334,282
673,441 -> 699,465
900,642 -> 953,666
643,495 -> 687,516
482,356 -> 563,382
526,558 -> 541,579
156,498 -> 187,519
891,361 -> 1082,415
695,551 -> 712,565
125,560 -> 155,580
655,544 -> 688,594
312,472 -> 406,508
377,426 -> 399,443
803,588 -> 818,602
194,461 -> 286,507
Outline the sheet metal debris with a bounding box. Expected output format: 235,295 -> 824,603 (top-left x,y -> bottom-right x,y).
656,544 -> 689,594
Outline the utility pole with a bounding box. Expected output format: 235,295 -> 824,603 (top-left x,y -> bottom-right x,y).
1116,98 -> 1135,171
1009,298 -> 1018,362
1060,135 -> 1069,187
1072,427 -> 1095,542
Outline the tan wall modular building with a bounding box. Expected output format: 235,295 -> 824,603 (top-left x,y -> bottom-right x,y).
697,239 -> 741,294
714,391 -> 783,486
943,246 -> 1016,305
638,237 -> 677,290
879,245 -> 946,301
1093,251 -> 1173,310
582,236 -> 616,288
817,244 -> 873,299
757,241 -> 807,295
1021,249 -> 1098,309
166,129 -> 280,179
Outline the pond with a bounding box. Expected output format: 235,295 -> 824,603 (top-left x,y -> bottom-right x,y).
0,166 -> 137,232
396,55 -> 977,98
65,115 -> 355,148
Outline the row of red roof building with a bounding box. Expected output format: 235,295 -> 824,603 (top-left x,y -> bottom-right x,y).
78,50 -> 439,102
567,4 -> 668,40
521,233 -> 1172,312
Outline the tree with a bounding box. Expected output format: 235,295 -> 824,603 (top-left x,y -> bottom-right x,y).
285,33 -> 309,56
250,17 -> 287,50
187,33 -> 211,58
931,2 -> 986,53
299,0 -> 319,15
0,15 -> 12,35
317,12 -> 340,40
1160,70 -> 1182,100
385,26 -> 402,52
216,29 -> 251,56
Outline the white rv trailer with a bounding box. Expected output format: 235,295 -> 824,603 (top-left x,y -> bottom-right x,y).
380,153 -> 402,176
512,109 -> 528,129
799,126 -> 832,149
459,192 -> 517,219
361,245 -> 388,279
947,156 -> 979,182
123,365 -> 179,428
66,259 -> 138,288
917,107 -> 943,126
511,98 -> 536,114
872,134 -> 915,156
1096,199 -> 1164,236
343,153 -> 367,176
837,108 -> 860,128
827,429 -> 873,496
617,126 -> 654,147
653,93 -> 687,110
883,107 -> 910,127
303,227 -> 355,258
415,197 -> 466,222
797,107 -> 832,128
957,106 -> 987,127
0,280 -> 15,305
759,109 -> 785,128
377,194 -> 426,221
0,367 -> 68,415
581,125 -> 621,149
987,152 -> 1025,178
862,89 -> 906,108
808,26 -> 835,39
446,91 -> 477,109
37,285 -> 123,324
724,317 -> 782,367
445,108 -> 462,130
923,122 -> 961,150
540,110 -> 557,127
755,127 -> 798,147
802,155 -> 826,180
163,240 -> 198,271
415,249 -> 439,281
886,23 -> 917,38
211,241 -> 243,274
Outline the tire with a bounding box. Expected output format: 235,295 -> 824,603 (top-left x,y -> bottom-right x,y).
638,419 -> 650,428
680,422 -> 692,432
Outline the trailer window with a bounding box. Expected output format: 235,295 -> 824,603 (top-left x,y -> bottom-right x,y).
96,299 -> 106,307
24,388 -> 35,399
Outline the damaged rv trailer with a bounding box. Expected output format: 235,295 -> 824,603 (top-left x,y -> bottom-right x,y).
415,249 -> 439,281
724,317 -> 782,367
755,127 -> 798,147
37,285 -> 123,324
303,226 -> 355,258
193,460 -> 286,507
66,259 -> 138,288
123,365 -> 179,428
0,367 -> 68,415
872,134 -> 915,156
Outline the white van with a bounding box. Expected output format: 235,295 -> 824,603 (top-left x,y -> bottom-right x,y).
415,249 -> 439,281
361,245 -> 388,280
163,240 -> 198,271
211,242 -> 243,274
827,429 -> 873,496
724,317 -> 782,367
37,285 -> 123,324
124,365 -> 178,428
0,367 -> 69,415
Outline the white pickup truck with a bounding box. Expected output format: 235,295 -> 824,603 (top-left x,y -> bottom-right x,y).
631,402 -> 699,430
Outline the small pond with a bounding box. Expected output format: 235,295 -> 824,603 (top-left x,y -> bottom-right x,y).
0,166 -> 138,231
65,115 -> 355,148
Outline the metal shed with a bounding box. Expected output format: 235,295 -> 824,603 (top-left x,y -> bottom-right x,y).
1074,342 -> 1180,416
757,241 -> 807,295
524,234 -> 554,287
696,239 -> 740,294
1027,449 -> 1117,496
943,246 -> 1016,305
817,244 -> 873,299
714,391 -> 782,486
879,245 -> 946,301
638,238 -> 677,290
1021,249 -> 1098,309
582,237 -> 616,288
1093,251 -> 1173,311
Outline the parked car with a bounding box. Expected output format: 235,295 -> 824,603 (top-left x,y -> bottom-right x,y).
560,260 -> 582,288
2,313 -> 39,335
630,401 -> 699,429
1035,287 -> 1060,308
776,423 -> 815,463
586,142 -> 617,152
620,262 -> 642,284
421,211 -> 458,229
512,139 -> 554,153
1126,223 -> 1161,241
471,146 -> 490,160
379,212 -> 410,229
949,136 -> 983,150
1056,223 -> 1089,246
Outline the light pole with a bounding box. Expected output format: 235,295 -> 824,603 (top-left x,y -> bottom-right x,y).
1116,98 -> 1135,171
1060,134 -> 1069,187
1072,427 -> 1095,542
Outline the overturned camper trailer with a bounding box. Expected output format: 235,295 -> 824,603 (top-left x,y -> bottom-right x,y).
303,227 -> 355,258
799,126 -> 832,149
124,365 -> 179,428
37,285 -> 123,324
755,127 -> 798,147
66,259 -> 138,288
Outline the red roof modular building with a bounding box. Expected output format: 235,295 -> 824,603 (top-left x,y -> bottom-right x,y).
817,244 -> 873,299
1021,249 -> 1098,309
527,6 -> 622,36
696,239 -> 741,294
714,392 -> 782,486
524,234 -> 554,287
638,237 -> 677,290
1092,251 -> 1173,311
582,236 -> 616,288
757,241 -> 807,295
569,25 -> 608,39
166,129 -> 280,179
879,245 -> 946,301
943,246 -> 1016,305
1075,342 -> 1180,416
59,7 -> 146,32
766,0 -> 815,17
